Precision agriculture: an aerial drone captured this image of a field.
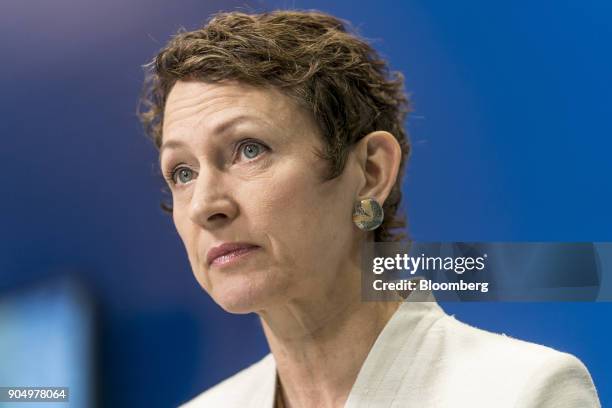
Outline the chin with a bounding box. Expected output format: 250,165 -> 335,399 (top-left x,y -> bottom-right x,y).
207,274 -> 281,315
212,293 -> 259,314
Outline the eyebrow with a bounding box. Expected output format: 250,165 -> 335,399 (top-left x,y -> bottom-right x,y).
159,114 -> 269,158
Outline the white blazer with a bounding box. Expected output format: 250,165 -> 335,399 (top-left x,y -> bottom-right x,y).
181,289 -> 601,407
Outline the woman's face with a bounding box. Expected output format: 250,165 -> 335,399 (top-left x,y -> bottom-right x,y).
161,80 -> 362,313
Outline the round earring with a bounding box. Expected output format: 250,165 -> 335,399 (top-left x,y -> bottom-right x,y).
352,198 -> 384,231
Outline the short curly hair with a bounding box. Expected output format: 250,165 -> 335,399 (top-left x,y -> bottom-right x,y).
139,9 -> 411,242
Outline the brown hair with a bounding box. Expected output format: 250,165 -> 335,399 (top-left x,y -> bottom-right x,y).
139,10 -> 411,242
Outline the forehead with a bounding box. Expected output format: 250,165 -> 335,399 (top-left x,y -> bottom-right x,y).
162,80 -> 302,141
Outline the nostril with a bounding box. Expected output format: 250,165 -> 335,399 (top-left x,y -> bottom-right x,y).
189,197 -> 238,228
207,213 -> 228,222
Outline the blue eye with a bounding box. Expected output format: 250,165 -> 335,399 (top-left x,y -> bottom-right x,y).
241,142 -> 262,159
173,167 -> 195,185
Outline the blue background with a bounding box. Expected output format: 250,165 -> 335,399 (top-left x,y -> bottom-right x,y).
0,0 -> 610,406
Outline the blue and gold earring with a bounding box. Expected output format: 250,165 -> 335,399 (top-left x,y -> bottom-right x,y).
352,198 -> 384,231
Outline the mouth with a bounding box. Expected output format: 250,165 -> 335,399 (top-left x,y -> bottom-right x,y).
206,242 -> 261,268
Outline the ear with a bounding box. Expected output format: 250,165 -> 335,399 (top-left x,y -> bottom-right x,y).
354,131 -> 402,205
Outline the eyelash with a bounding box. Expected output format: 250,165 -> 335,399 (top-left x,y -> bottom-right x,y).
163,139 -> 269,186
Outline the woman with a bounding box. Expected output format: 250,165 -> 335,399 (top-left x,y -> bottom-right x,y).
139,10 -> 600,408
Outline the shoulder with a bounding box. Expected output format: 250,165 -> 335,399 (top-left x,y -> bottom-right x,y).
432,312 -> 600,407
179,354 -> 276,408
514,349 -> 601,408
438,313 -> 585,373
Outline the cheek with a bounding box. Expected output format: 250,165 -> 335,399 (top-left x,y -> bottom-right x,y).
172,209 -> 209,287
172,210 -> 190,251
243,164 -> 354,269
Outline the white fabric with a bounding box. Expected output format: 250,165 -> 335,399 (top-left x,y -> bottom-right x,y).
180,289 -> 601,407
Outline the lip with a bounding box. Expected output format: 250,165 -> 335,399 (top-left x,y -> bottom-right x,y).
206,242 -> 260,267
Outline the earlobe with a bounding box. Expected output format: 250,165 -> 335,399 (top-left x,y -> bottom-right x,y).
352,197 -> 384,231
356,131 -> 402,206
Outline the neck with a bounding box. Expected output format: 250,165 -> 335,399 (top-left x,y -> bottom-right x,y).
258,276 -> 403,408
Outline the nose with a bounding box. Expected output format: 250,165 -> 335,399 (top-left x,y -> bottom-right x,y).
188,167 -> 238,230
